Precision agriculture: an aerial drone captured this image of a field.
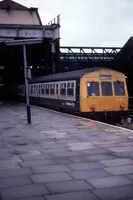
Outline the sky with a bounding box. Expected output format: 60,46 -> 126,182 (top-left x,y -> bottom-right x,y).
16,0 -> 133,47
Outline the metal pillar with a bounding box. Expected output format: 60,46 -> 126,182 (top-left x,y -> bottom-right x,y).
51,41 -> 56,74
23,44 -> 31,124
5,38 -> 43,124
51,39 -> 60,74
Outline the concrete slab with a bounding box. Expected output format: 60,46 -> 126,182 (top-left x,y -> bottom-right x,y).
0,104 -> 133,200
46,180 -> 92,194
45,191 -> 98,200
87,176 -> 132,188
100,158 -> 133,167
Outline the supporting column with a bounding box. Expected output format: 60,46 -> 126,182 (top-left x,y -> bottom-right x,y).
51,41 -> 56,74
51,39 -> 60,74
23,44 -> 31,124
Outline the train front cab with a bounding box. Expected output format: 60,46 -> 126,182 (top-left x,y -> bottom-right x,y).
80,69 -> 128,122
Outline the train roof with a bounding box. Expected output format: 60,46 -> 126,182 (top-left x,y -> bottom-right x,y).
30,67 -> 122,83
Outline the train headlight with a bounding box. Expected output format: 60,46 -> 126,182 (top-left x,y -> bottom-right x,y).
90,104 -> 95,110
120,103 -> 125,110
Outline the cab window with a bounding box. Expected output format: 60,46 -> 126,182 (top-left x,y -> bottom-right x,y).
87,82 -> 99,96
101,82 -> 112,96
114,81 -> 125,96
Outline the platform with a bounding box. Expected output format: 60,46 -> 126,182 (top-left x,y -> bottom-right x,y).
0,104 -> 133,200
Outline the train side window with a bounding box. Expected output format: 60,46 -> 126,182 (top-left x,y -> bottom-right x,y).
46,84 -> 49,95
60,83 -> 66,96
39,85 -> 41,94
41,85 -> 45,95
67,88 -> 74,96
101,82 -> 113,96
67,83 -> 70,88
44,84 -> 46,94
50,84 -> 55,95
60,89 -> 66,96
31,85 -> 33,94
71,82 -> 74,88
114,81 -> 125,96
35,85 -> 37,93
56,84 -> 58,95
87,82 -> 99,96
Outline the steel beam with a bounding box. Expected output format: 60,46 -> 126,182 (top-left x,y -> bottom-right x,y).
60,46 -> 121,63
0,25 -> 60,40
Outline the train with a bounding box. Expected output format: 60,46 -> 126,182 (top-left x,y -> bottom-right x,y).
16,67 -> 128,122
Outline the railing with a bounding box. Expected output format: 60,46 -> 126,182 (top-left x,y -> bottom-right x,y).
47,15 -> 60,26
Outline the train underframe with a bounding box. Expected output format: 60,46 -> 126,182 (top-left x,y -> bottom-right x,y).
83,110 -> 128,124
16,96 -> 128,125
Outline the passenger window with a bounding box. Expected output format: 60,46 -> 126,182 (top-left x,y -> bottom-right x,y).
67,82 -> 74,96
50,84 -> 55,95
67,83 -> 70,88
60,88 -> 66,96
101,82 -> 113,96
56,84 -> 58,95
60,83 -> 66,96
114,81 -> 125,96
87,82 -> 99,96
39,85 -> 41,94
31,85 -> 33,94
46,84 -> 49,94
67,88 -> 74,96
41,85 -> 45,95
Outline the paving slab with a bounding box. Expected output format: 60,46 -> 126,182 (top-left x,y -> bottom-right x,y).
105,165 -> 133,175
21,154 -> 53,161
67,162 -> 105,170
87,154 -> 118,161
93,185 -> 133,200
31,172 -> 73,183
1,104 -> 133,200
46,180 -> 92,194
20,159 -> 54,167
18,198 -> 45,200
1,184 -> 49,200
0,176 -> 32,188
0,168 -> 33,178
87,176 -> 132,188
126,174 -> 133,181
83,148 -> 112,155
69,168 -> 112,180
32,164 -> 70,174
100,158 -> 133,167
109,147 -> 133,152
45,191 -> 99,200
